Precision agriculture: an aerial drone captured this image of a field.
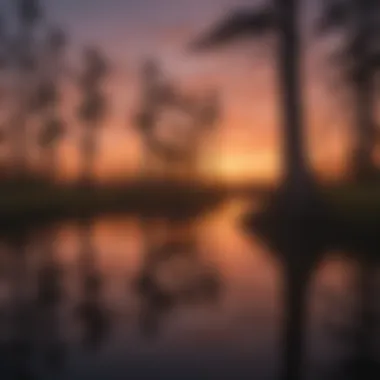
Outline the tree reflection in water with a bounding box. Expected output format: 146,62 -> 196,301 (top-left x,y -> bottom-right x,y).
35,227 -> 66,374
6,230 -> 38,380
135,219 -> 222,338
248,207 -> 380,380
76,221 -> 110,351
320,227 -> 380,380
0,205 -> 377,380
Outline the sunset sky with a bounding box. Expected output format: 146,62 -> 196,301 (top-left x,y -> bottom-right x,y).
1,0 -> 355,183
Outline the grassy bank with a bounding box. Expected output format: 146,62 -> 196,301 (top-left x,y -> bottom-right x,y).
1,178 -> 380,233
323,183 -> 380,224
0,179 -> 229,231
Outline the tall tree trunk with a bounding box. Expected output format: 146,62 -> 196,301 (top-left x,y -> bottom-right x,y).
353,77 -> 375,180
352,0 -> 375,181
276,0 -> 310,197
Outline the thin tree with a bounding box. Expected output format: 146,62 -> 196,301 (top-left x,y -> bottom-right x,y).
135,58 -> 220,180
12,0 -> 42,178
1,1 -> 67,181
182,90 -> 220,178
318,0 -> 380,181
135,58 -> 177,178
34,27 -> 67,181
135,58 -> 162,178
77,47 -> 108,185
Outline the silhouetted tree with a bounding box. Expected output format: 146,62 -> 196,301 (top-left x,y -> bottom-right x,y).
0,0 -> 69,181
174,90 -> 221,178
34,28 -> 67,181
190,1 -> 316,207
318,0 -> 380,181
11,0 -> 42,178
77,47 -> 108,185
135,58 -> 220,179
135,58 -> 171,177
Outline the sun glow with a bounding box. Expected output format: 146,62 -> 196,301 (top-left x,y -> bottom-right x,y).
198,151 -> 279,184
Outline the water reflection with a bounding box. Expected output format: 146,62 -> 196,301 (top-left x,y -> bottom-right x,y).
135,220 -> 222,338
247,204 -> 380,380
1,229 -> 67,379
36,228 -> 66,374
248,209 -> 330,380
6,232 -> 37,380
326,237 -> 380,380
76,221 -> 110,350
0,199 -> 378,379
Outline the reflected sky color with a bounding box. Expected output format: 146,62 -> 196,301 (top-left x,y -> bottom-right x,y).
0,198 -> 358,379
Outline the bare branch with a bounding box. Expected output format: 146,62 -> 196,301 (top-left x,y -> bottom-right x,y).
189,7 -> 275,51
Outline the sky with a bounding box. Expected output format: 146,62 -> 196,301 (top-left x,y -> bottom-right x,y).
0,0 -> 354,183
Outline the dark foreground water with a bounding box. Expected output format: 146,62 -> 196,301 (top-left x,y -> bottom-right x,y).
0,198 -> 379,380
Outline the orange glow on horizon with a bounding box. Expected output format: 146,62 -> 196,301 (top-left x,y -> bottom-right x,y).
1,10 -> 353,186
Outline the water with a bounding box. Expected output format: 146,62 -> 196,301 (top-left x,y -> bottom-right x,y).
0,198 -> 378,380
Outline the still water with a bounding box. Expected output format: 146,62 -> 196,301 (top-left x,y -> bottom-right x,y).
0,199 -> 377,380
